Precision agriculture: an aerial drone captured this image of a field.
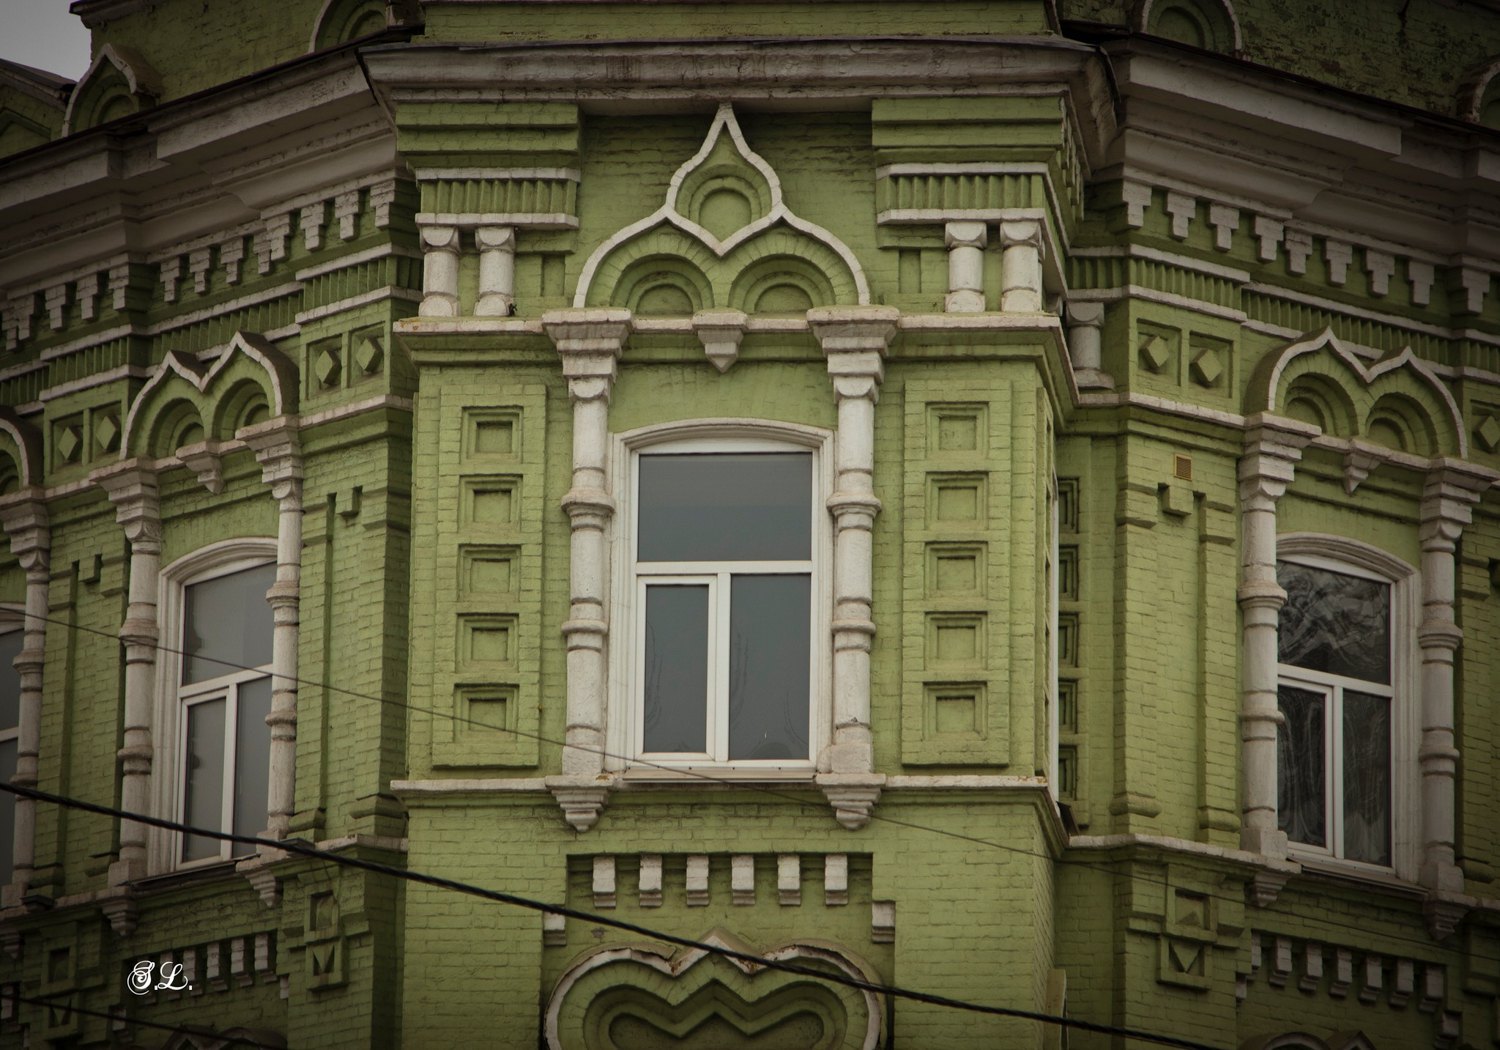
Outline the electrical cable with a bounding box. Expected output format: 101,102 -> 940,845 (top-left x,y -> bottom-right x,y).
2,607 -> 1488,971
1,988 -> 283,1049
0,778 -> 1230,1050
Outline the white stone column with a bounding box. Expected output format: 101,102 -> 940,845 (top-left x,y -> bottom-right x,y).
1236,416 -> 1315,860
94,462 -> 161,884
999,219 -> 1045,313
418,223 -> 461,317
1415,464 -> 1489,908
1065,300 -> 1112,389
475,226 -> 517,317
543,308 -> 631,832
243,421 -> 304,845
808,306 -> 898,830
943,221 -> 987,313
0,492 -> 47,906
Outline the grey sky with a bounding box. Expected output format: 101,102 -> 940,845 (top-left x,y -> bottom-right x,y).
0,0 -> 92,80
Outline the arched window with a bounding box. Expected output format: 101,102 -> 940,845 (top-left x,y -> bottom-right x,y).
1275,536 -> 1418,877
153,540 -> 277,869
610,423 -> 831,771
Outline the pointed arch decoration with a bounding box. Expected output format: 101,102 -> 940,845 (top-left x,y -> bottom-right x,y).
1245,328 -> 1465,459
545,931 -> 885,1050
61,44 -> 161,135
119,331 -> 299,461
308,0 -> 420,52
0,407 -> 43,496
1136,0 -> 1242,53
574,104 -> 869,312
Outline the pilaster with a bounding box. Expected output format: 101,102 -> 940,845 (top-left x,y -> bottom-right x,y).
1236,415 -> 1316,865
808,306 -> 898,829
543,308 -> 632,831
92,461 -> 162,885
0,491 -> 48,907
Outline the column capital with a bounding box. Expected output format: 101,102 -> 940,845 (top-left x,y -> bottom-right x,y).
809,307 -> 899,400
1419,460 -> 1495,547
418,222 -> 460,252
0,490 -> 49,574
544,308 -> 633,401
999,218 -> 1045,255
475,225 -> 516,251
1238,413 -> 1318,505
944,220 -> 987,250
240,416 -> 305,505
92,460 -> 162,550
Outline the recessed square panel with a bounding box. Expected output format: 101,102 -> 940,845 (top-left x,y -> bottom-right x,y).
459,546 -> 520,596
465,408 -> 521,458
464,478 -> 520,526
927,614 -> 984,665
928,404 -> 986,454
926,683 -> 985,736
927,474 -> 987,526
926,543 -> 984,597
458,614 -> 517,666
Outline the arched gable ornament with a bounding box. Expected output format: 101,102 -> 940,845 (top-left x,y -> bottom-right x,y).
0,407 -> 44,495
1246,328 -> 1466,491
119,332 -> 298,484
1458,56 -> 1500,127
61,43 -> 162,135
1135,0 -> 1242,53
574,103 -> 870,328
545,930 -> 884,1050
1240,1032 -> 1376,1050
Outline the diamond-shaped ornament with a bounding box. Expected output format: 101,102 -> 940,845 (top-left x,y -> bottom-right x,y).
353,335 -> 384,375
1190,348 -> 1223,387
94,413 -> 120,453
1139,335 -> 1171,373
56,424 -> 82,463
313,347 -> 341,389
1476,413 -> 1500,453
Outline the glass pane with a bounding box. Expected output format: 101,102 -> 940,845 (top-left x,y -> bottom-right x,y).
0,629 -> 21,730
1344,690 -> 1392,866
1277,684 -> 1326,848
0,739 -> 15,885
643,586 -> 709,753
183,699 -> 226,862
638,453 -> 811,562
1277,562 -> 1390,683
183,563 -> 276,684
232,677 -> 273,856
728,575 -> 811,761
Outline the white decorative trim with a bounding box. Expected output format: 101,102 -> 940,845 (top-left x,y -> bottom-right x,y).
38,364 -> 152,404
412,167 -> 582,182
294,242 -> 422,281
572,103 -> 870,307
294,286 -> 421,325
1136,0 -> 1244,51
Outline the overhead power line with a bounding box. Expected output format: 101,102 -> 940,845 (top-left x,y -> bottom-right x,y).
0,779 -> 1229,1050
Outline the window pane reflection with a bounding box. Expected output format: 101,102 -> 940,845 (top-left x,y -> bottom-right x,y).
1277,684 -> 1325,848
643,586 -> 709,753
1344,690 -> 1391,866
0,739 -> 15,883
728,575 -> 809,761
638,454 -> 811,562
183,699 -> 226,861
183,564 -> 275,684
233,677 -> 273,856
1277,562 -> 1390,683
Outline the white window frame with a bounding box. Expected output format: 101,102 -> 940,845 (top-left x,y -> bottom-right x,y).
607,420 -> 833,776
150,538 -> 277,872
0,605 -> 22,886
1275,534 -> 1420,881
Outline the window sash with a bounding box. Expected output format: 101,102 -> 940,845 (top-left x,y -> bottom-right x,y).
177,672 -> 273,864
1278,669 -> 1393,869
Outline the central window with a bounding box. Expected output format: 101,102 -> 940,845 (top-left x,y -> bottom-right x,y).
628,440 -> 819,767
1276,555 -> 1397,869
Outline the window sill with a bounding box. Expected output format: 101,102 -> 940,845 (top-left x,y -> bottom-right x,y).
617,766 -> 818,786
1291,855 -> 1424,900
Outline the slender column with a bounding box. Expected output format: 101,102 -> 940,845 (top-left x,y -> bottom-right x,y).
808,307 -> 899,779
94,463 -> 161,884
1065,300 -> 1113,390
1416,464 -> 1489,895
1236,415 -> 1315,858
999,220 -> 1045,313
475,226 -> 517,317
943,221 -> 987,313
543,309 -> 631,831
0,492 -> 48,906
243,421 -> 304,844
418,223 -> 461,317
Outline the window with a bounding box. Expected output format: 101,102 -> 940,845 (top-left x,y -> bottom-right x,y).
1276,551 -> 1409,870
624,437 -> 823,768
0,616 -> 20,884
155,546 -> 276,867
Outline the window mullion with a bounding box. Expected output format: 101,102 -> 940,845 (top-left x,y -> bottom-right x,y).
1330,683 -> 1344,861
714,572 -> 731,762
222,682 -> 238,859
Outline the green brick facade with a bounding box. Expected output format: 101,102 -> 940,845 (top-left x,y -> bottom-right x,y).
2,1 -> 1500,1047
